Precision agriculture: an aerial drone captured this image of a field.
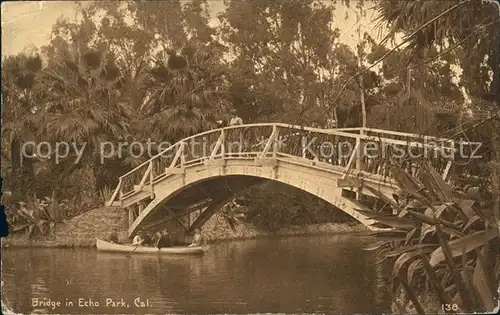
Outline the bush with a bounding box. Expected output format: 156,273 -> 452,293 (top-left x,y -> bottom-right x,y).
363,162 -> 499,314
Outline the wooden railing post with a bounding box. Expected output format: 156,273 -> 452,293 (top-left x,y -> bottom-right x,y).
342,141 -> 360,179
210,130 -> 225,159
149,160 -> 154,198
169,142 -> 186,169
106,179 -> 122,206
355,130 -> 365,201
442,160 -> 452,181
260,125 -> 278,158
239,128 -> 244,154
136,163 -> 152,191
221,130 -> 226,158
273,125 -> 279,157
302,135 -> 306,159
119,183 -> 124,208
442,140 -> 454,181
355,137 -> 362,172
180,142 -> 186,166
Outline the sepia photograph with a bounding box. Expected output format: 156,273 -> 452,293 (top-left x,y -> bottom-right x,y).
1,0 -> 499,314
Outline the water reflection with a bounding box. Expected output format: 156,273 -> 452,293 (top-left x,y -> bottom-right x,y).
2,235 -> 390,313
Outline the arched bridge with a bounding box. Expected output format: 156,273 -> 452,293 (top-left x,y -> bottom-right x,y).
106,123 -> 461,240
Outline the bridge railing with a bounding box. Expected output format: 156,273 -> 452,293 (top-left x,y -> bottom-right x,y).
317,127 -> 458,176
107,123 -> 466,206
360,127 -> 457,178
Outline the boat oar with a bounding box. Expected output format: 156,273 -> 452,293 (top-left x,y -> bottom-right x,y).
127,243 -> 141,255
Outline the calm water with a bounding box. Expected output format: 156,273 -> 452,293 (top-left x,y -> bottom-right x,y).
2,235 -> 391,314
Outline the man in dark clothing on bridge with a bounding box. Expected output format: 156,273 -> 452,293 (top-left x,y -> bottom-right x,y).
215,109 -> 243,128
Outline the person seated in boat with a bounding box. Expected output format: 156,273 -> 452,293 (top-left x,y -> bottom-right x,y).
157,230 -> 173,249
109,231 -> 121,244
141,233 -> 153,246
189,229 -> 204,247
152,231 -> 162,245
132,233 -> 143,246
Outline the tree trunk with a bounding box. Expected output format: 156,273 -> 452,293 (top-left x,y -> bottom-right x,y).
10,140 -> 22,203
492,122 -> 500,229
10,139 -> 35,203
333,106 -> 339,128
489,31 -> 500,229
356,28 -> 367,130
358,62 -> 366,129
488,30 -> 500,104
81,153 -> 101,202
360,76 -> 366,128
407,68 -> 412,99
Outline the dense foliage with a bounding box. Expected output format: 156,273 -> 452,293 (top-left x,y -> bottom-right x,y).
1,0 -> 498,238
368,0 -> 500,313
363,162 -> 499,313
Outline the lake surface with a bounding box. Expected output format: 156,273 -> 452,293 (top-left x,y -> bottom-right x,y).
2,235 -> 391,314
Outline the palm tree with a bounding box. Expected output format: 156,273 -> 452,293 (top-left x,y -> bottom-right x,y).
140,41 -> 232,143
1,53 -> 46,203
40,37 -> 131,198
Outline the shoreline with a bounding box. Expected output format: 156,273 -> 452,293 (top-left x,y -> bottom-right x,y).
1,218 -> 368,248
1,230 -> 364,248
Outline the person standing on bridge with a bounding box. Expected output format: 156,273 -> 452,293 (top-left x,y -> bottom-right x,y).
227,109 -> 245,153
229,109 -> 243,126
216,118 -> 227,128
215,109 -> 243,128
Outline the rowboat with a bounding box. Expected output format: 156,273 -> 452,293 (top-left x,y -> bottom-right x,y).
96,239 -> 205,255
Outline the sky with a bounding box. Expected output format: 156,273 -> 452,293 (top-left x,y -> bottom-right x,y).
1,0 -> 381,57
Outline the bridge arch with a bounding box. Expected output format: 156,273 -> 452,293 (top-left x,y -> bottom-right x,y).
127,160 -> 384,237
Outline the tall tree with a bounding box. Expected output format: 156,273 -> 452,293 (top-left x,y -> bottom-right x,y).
219,0 -> 341,124
362,35 -> 464,134
1,53 -> 45,202
375,0 -> 499,106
